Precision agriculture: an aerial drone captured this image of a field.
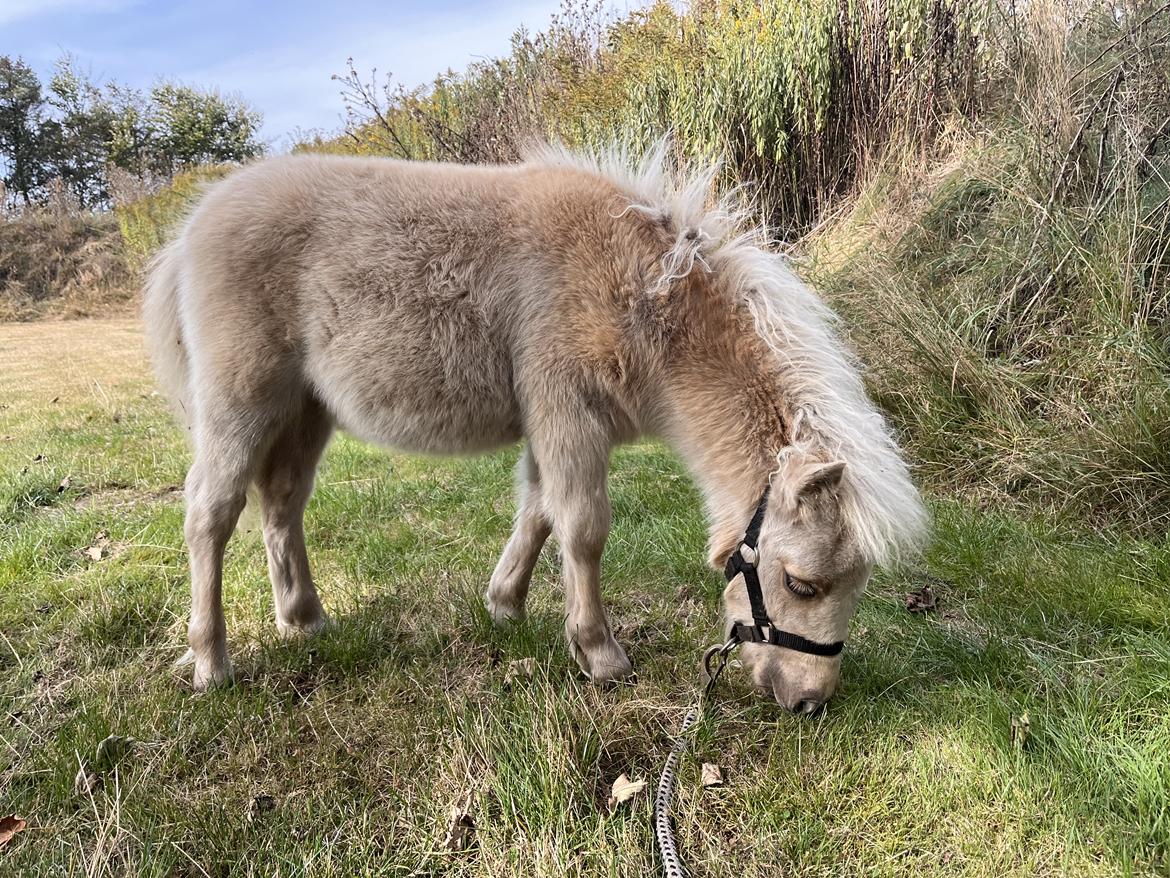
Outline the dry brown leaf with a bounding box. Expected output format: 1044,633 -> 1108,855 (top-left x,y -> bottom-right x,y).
83,531 -> 110,562
57,476 -> 71,493
73,766 -> 99,796
503,657 -> 536,687
247,795 -> 276,822
0,815 -> 27,850
606,773 -> 646,810
249,795 -> 276,819
700,763 -> 724,788
905,585 -> 937,613
443,804 -> 475,851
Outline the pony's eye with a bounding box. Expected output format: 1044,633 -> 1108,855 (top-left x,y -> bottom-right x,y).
785,575 -> 817,598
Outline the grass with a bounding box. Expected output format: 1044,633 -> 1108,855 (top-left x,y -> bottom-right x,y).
1,318 -> 1169,877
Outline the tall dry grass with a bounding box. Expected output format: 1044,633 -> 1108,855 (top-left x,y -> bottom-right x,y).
0,208 -> 135,320
809,0 -> 1170,530
324,0 -> 994,234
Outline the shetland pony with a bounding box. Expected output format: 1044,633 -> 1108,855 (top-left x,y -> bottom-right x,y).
144,143 -> 926,710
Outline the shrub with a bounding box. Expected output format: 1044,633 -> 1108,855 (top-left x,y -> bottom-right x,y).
0,209 -> 135,320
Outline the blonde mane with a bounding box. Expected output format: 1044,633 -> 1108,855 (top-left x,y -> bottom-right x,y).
527,140 -> 929,565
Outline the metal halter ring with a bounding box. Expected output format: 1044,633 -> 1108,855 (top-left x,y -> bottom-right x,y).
701,636 -> 740,699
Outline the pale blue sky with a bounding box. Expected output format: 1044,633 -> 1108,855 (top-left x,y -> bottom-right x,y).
1,0 -> 575,150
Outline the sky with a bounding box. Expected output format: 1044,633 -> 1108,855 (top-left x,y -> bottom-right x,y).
1,0 -> 570,150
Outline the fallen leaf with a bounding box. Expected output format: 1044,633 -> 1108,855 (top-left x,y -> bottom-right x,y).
606,773 -> 646,810
248,795 -> 276,822
73,766 -> 99,796
57,476 -> 71,493
83,531 -> 111,562
905,585 -> 937,613
49,396 -> 59,404
0,815 -> 27,850
1011,712 -> 1031,751
700,763 -> 724,788
503,657 -> 536,687
443,803 -> 476,851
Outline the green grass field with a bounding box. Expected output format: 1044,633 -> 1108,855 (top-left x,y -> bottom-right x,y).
2,319 -> 1168,877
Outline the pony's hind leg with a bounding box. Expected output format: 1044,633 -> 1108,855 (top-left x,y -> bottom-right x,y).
486,446 -> 551,623
255,396 -> 333,638
183,417 -> 262,690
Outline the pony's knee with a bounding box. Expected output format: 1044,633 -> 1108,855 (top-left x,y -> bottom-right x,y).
184,468 -> 247,547
184,496 -> 244,548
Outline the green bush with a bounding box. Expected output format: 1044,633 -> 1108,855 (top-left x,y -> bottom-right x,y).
326,0 -> 991,235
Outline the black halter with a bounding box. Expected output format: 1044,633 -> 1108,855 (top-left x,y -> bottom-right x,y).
723,487 -> 845,657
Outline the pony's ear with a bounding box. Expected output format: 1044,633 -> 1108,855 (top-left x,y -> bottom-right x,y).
796,460 -> 847,501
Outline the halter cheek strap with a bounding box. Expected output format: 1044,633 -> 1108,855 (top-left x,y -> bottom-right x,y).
723,487 -> 845,658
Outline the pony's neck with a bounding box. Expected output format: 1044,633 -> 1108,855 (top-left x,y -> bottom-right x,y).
658,316 -> 791,568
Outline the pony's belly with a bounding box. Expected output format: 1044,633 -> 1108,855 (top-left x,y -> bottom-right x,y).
308,349 -> 523,455
336,394 -> 523,454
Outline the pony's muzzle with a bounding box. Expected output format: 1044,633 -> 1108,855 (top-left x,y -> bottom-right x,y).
745,642 -> 839,713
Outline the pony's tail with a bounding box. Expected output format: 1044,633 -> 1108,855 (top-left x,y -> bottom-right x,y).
143,240 -> 193,437
142,240 -> 262,531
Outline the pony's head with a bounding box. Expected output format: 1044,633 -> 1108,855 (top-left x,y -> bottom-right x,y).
721,447 -> 873,713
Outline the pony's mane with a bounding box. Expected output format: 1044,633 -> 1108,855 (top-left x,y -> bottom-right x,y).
526,140 -> 929,565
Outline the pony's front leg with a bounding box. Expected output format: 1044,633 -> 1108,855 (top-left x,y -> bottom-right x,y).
486,446 -> 550,623
538,438 -> 633,683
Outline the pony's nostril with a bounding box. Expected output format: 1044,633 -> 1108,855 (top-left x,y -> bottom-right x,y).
796,698 -> 823,715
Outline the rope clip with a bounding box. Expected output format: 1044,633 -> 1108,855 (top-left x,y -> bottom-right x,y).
701,635 -> 740,700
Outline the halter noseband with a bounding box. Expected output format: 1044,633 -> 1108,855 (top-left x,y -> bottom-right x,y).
723,487 -> 845,657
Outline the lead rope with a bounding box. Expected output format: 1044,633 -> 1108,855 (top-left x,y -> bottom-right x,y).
653,637 -> 739,878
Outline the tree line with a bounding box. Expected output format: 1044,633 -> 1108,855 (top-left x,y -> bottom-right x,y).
0,55 -> 264,210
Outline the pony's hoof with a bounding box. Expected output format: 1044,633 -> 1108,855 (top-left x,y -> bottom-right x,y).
485,592 -> 525,626
588,654 -> 635,685
276,613 -> 330,640
572,639 -> 634,684
192,657 -> 233,692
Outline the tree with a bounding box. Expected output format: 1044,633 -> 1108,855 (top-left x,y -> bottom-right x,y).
0,56 -> 50,205
147,83 -> 263,175
106,84 -> 152,178
0,55 -> 265,210
46,56 -> 117,207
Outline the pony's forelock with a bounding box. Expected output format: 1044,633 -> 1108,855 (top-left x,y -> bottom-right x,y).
526,138 -> 929,565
